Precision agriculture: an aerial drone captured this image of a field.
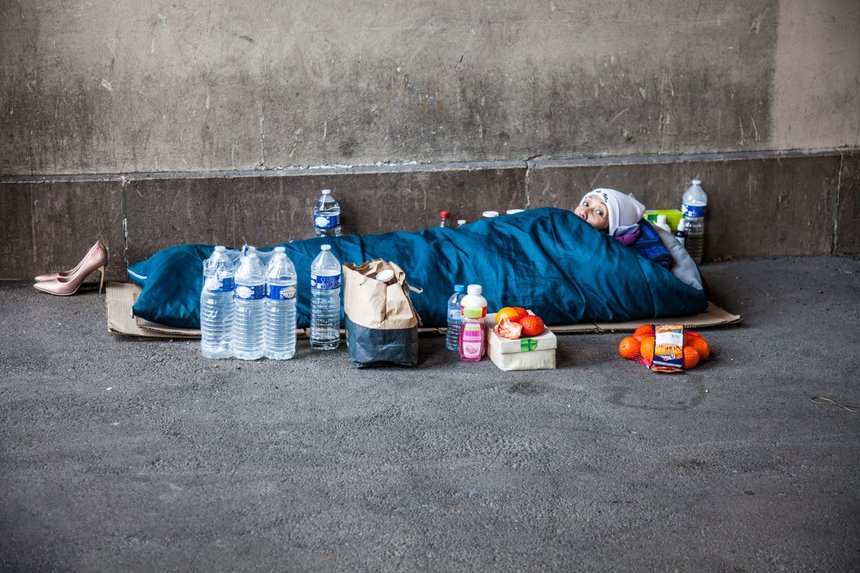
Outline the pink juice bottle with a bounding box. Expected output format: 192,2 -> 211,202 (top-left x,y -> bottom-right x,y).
459,284 -> 487,362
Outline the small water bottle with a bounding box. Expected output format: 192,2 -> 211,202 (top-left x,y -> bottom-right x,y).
439,211 -> 450,227
200,246 -> 235,359
445,284 -> 467,351
674,218 -> 687,247
233,246 -> 266,360
681,179 -> 708,263
459,284 -> 488,361
310,244 -> 342,350
264,246 -> 297,360
313,189 -> 342,237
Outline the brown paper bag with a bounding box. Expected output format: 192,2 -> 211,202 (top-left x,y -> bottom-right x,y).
342,260 -> 421,367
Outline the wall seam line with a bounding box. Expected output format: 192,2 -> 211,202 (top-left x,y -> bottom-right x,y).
832,154 -> 843,254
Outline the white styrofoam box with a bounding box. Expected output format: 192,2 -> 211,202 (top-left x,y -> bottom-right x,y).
485,316 -> 557,371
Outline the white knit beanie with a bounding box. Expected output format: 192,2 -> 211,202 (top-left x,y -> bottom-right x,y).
583,188 -> 646,235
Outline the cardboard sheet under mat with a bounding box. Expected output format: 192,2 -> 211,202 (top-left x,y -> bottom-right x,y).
106,282 -> 740,339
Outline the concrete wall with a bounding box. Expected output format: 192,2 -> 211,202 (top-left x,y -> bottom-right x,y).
1,1 -> 858,278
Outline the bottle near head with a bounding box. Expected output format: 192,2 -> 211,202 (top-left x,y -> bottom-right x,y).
681,179 -> 707,264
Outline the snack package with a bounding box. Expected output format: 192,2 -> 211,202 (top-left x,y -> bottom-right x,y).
651,324 -> 684,373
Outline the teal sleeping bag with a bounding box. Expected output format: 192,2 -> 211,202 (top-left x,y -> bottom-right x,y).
127,208 -> 708,329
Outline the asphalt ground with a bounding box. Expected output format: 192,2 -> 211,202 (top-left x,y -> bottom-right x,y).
1,255 -> 858,572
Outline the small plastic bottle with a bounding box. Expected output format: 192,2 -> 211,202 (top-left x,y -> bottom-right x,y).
200,246 -> 235,359
654,214 -> 672,233
456,219 -> 467,227
674,218 -> 687,247
264,246 -> 297,360
681,179 -> 708,263
233,246 -> 266,360
445,284 -> 467,351
459,284 -> 488,361
310,244 -> 342,350
439,211 -> 450,227
314,189 -> 342,237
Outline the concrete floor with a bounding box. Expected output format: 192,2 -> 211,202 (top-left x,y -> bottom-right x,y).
1,256 -> 858,572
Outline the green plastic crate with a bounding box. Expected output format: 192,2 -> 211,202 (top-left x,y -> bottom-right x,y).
644,209 -> 683,232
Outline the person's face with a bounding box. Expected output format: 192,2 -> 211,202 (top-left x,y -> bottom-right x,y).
574,195 -> 609,231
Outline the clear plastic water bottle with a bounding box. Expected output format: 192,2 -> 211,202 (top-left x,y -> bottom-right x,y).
200,246 -> 235,359
310,244 -> 342,350
445,284 -> 467,351
264,246 -> 297,360
681,178 -> 708,263
233,246 -> 266,360
313,189 -> 342,237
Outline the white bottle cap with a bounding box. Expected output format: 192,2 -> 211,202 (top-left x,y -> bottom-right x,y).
274,246 -> 285,253
467,284 -> 482,295
321,244 -> 331,251
482,211 -> 499,218
321,188 -> 332,195
375,269 -> 395,284
691,179 -> 701,185
457,219 -> 467,226
214,245 -> 226,252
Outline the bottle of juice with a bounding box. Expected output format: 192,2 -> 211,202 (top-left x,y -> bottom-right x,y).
459,284 -> 488,361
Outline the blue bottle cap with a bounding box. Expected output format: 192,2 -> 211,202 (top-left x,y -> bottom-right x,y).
454,284 -> 466,293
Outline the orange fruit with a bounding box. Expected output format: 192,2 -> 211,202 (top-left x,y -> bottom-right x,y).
519,315 -> 545,337
618,336 -> 640,360
639,336 -> 655,363
688,336 -> 710,361
683,346 -> 700,369
495,306 -> 528,324
633,324 -> 654,338
511,306 -> 528,318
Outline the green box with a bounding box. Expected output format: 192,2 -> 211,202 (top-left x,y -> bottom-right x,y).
644,209 -> 683,232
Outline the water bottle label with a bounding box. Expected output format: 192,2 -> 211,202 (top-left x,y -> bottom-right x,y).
311,274 -> 341,290
268,284 -> 297,300
314,214 -> 340,229
234,284 -> 265,300
448,308 -> 462,320
203,276 -> 234,293
682,203 -> 706,218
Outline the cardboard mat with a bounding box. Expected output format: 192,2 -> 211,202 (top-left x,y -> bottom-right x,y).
106,281 -> 741,339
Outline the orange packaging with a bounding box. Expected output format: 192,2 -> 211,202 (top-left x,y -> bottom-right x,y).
651,324 -> 684,372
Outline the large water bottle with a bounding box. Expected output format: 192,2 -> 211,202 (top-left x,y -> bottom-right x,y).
310,244 -> 342,350
681,178 -> 708,264
445,284 -> 466,351
264,246 -> 297,360
233,246 -> 266,360
200,246 -> 235,359
313,189 -> 342,237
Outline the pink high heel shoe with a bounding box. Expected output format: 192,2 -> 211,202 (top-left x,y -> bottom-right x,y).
33,241 -> 108,296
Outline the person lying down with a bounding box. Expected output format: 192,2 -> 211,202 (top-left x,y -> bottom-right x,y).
574,188 -> 703,292
127,191 -> 709,329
